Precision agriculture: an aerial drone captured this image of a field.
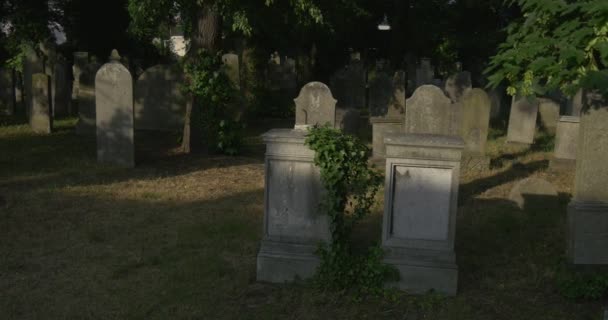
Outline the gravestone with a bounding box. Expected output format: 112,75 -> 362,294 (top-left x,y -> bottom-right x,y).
23,45 -> 44,118
330,62 -> 366,109
488,88 -> 502,119
506,96 -> 539,145
551,116 -> 580,170
459,89 -> 491,170
294,82 -> 337,128
444,71 -> 472,103
538,98 -> 560,134
72,52 -> 88,101
76,62 -> 101,135
382,133 -> 464,295
370,71 -> 406,158
0,68 -> 13,115
222,53 -> 240,89
30,73 -> 52,134
134,64 -> 187,131
415,58 -> 434,88
568,92 -> 608,265
95,50 -> 135,167
53,58 -> 70,117
335,108 -> 360,135
567,89 -> 583,116
509,178 -> 558,210
405,85 -> 457,136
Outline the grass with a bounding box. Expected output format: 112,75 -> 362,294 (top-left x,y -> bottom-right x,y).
0,115 -> 606,319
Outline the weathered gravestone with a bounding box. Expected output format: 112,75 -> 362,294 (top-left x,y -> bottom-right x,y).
134,64 -> 187,131
506,96 -> 539,145
76,62 -> 101,135
72,52 -> 88,101
382,133 -> 464,295
509,178 -> 558,210
330,62 -> 366,109
369,70 -> 406,158
538,98 -> 560,134
405,85 -> 458,136
0,68 -> 13,115
294,82 -> 336,128
444,71 -> 472,103
30,73 -> 52,134
487,88 -> 502,119
551,116 -> 579,170
23,45 -> 44,118
222,53 -> 240,89
95,50 -> 135,167
415,58 -> 435,88
459,89 -> 491,170
567,89 -> 583,116
568,92 -> 608,265
257,83 -> 335,282
53,58 -> 70,117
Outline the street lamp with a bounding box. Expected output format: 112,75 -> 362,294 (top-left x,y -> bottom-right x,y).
378,14 -> 391,31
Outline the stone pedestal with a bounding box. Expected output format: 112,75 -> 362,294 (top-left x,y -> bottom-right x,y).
551,116 -> 579,170
568,93 -> 608,265
371,117 -> 403,159
257,129 -> 330,283
382,133 -> 464,295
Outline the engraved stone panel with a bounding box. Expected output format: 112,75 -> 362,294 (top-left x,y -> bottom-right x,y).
294,82 -> 336,127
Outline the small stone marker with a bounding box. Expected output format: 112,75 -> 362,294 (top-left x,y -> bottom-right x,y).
382,133 -> 464,295
95,50 -> 135,167
30,73 -> 52,134
551,116 -> 579,170
538,98 -> 560,134
509,178 -> 558,210
444,71 -> 472,103
222,53 -> 240,89
76,62 -> 101,135
568,91 -> 608,265
134,64 -> 187,131
294,82 -> 337,128
405,85 -> 457,136
506,96 -> 539,145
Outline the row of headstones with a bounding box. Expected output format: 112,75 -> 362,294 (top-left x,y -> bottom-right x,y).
258,81 -> 608,295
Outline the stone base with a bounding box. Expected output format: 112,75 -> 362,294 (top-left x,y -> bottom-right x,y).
550,158 -> 576,171
256,240 -> 321,283
568,201 -> 608,265
383,247 -> 458,295
461,154 -> 490,171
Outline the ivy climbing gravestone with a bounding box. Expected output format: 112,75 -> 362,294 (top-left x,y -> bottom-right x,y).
95,50 -> 135,167
294,82 -> 337,129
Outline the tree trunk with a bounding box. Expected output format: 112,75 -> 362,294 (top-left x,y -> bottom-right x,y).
181,4 -> 221,154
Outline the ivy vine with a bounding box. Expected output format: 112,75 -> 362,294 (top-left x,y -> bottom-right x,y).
305,125 -> 398,295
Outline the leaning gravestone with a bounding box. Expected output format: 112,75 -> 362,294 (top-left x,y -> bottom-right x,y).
369,70 -> 406,158
95,50 -> 135,167
222,53 -> 240,89
383,133 -> 464,295
0,68 -> 13,115
405,85 -> 457,136
444,71 -> 472,103
538,98 -> 560,134
257,83 -> 335,283
294,82 -> 337,128
509,178 -> 558,210
30,73 -> 53,134
76,62 -> 101,135
506,96 -> 539,145
134,64 -> 187,131
551,116 -> 580,170
459,89 -> 491,170
568,91 -> 608,265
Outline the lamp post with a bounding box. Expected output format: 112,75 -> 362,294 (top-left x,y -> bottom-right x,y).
377,14 -> 391,60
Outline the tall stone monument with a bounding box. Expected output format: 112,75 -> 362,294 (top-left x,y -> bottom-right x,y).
405,85 -> 457,136
134,64 -> 187,131
30,73 -> 52,134
551,116 -> 579,170
294,82 -> 337,128
506,96 -> 539,145
382,133 -> 464,295
257,83 -> 335,283
568,92 -> 608,265
95,50 -> 135,167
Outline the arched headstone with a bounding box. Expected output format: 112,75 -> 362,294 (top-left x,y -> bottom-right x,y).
294,82 -> 337,128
